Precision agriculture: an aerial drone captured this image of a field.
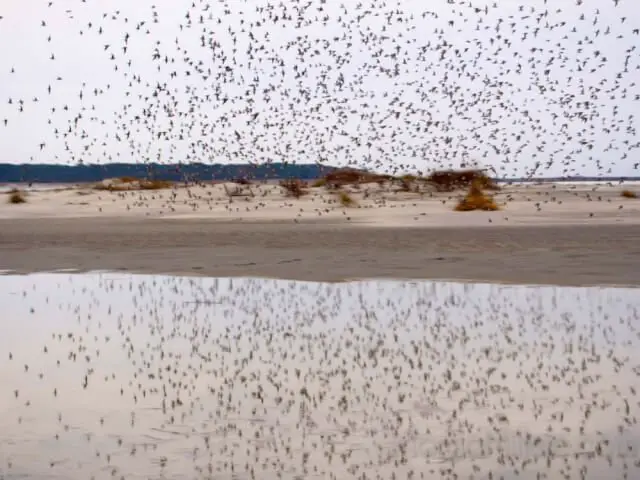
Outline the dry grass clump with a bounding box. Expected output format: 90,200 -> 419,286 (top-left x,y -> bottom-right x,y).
398,174 -> 418,183
280,179 -> 309,198
476,175 -> 501,190
231,177 -> 252,185
621,189 -> 637,199
427,169 -> 499,192
94,181 -> 119,192
7,189 -> 27,204
337,190 -> 357,207
454,181 -> 499,212
395,174 -> 419,192
311,178 -> 327,188
139,179 -> 173,190
323,168 -> 390,188
118,176 -> 139,183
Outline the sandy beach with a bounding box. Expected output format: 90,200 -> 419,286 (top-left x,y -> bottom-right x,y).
1,181 -> 639,285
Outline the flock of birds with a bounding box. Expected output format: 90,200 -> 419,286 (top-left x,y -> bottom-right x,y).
1,273 -> 640,479
0,0 -> 639,179
1,2 -> 640,480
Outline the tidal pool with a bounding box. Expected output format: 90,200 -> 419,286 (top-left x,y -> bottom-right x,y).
0,273 -> 639,479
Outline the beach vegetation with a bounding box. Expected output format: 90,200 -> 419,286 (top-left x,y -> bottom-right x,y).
311,178 -> 327,188
427,169 -> 499,192
231,177 -> 252,185
454,181 -> 499,211
118,176 -> 139,183
337,190 -> 357,207
280,179 -> 309,198
7,189 -> 27,204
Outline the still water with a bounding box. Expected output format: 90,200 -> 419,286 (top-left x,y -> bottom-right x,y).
1,273 -> 639,479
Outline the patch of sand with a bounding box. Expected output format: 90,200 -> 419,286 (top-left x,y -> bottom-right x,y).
1,182 -> 639,286
1,181 -> 639,227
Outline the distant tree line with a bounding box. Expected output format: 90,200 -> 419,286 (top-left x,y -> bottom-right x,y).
0,163 -> 338,183
0,163 -> 635,184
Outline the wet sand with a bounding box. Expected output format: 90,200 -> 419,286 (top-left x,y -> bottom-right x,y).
1,217 -> 640,286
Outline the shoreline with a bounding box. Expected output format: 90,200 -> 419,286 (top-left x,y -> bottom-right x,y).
3,271 -> 638,290
1,218 -> 639,286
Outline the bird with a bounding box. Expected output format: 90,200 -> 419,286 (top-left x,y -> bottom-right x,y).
0,2 -> 639,477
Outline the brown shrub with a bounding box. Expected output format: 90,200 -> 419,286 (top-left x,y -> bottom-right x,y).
231,177 -> 252,185
427,169 -> 498,192
7,189 -> 27,204
395,175 -> 416,192
280,179 -> 309,198
139,179 -> 173,190
93,183 -> 120,191
400,174 -> 418,182
454,181 -> 499,212
337,191 -> 357,207
118,176 -> 139,183
311,178 -> 327,188
324,168 -> 390,188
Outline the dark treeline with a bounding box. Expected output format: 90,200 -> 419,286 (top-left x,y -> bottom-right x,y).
0,163 -> 338,183
0,163 -> 636,184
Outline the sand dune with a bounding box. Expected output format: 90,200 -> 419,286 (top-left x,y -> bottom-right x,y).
1,181 -> 639,227
1,181 -> 639,286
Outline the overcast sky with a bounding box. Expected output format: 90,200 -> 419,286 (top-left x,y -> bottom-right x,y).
0,0 -> 639,177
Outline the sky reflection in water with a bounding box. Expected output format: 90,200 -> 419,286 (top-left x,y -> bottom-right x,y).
1,273 -> 639,479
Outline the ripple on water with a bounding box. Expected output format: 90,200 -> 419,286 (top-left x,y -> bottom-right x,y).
0,273 -> 639,480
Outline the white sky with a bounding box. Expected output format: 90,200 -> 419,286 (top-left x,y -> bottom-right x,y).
0,0 -> 639,178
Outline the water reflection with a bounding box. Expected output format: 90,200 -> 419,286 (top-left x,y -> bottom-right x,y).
1,273 -> 639,479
